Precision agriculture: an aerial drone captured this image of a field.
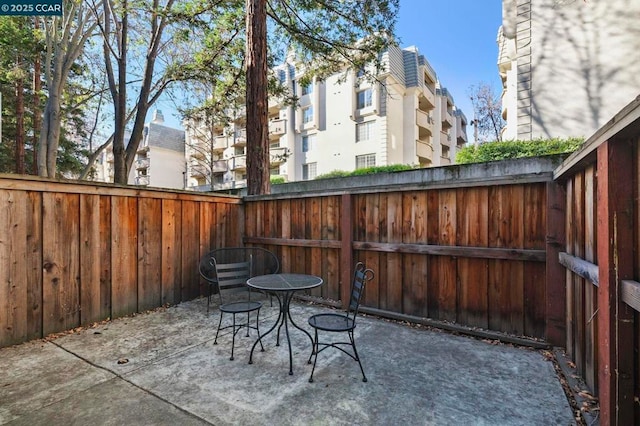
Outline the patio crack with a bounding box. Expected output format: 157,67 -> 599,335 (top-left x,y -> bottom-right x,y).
49,340 -> 215,425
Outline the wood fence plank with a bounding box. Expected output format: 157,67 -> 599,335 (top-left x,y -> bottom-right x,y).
545,181 -> 566,347
0,190 -> 28,346
42,192 -> 81,336
583,165 -> 598,391
79,194 -> 103,324
364,193 -> 380,308
138,198 -> 162,311
181,201 -> 200,300
111,196 -> 138,318
280,199 -> 291,272
340,194 -> 353,307
99,197 -> 111,319
401,191 -> 427,317
573,172 -> 586,376
438,189 -> 457,322
308,197 -> 322,297
457,187 -> 489,329
322,196 -> 339,299
426,190 -> 440,319
565,179 -> 575,357
162,199 -> 181,305
523,184 -> 546,337
26,192 -> 43,340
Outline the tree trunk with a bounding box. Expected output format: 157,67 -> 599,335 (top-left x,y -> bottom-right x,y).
32,16 -> 41,175
245,0 -> 270,195
15,72 -> 25,174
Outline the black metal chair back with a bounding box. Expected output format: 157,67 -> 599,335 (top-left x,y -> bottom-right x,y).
199,247 -> 279,310
307,261 -> 374,382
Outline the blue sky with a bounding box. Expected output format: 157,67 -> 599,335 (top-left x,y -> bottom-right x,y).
395,0 -> 503,121
158,0 -> 503,128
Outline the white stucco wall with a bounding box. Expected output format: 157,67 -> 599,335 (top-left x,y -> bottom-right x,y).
514,0 -> 640,139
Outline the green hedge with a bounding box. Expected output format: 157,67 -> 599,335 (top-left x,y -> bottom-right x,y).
455,137 -> 583,164
315,164 -> 414,180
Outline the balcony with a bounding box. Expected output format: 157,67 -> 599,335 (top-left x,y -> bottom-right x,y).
135,175 -> 150,186
212,179 -> 247,191
419,85 -> 436,110
135,158 -> 150,170
231,129 -> 247,147
442,110 -> 453,129
269,119 -> 287,140
416,139 -> 433,162
440,131 -> 451,147
213,136 -> 228,151
269,147 -> 289,165
137,143 -> 149,153
416,110 -> 433,136
229,155 -> 246,171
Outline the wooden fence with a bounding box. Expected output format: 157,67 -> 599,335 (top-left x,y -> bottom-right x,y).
0,175 -> 243,347
244,164 -> 563,342
555,95 -> 640,425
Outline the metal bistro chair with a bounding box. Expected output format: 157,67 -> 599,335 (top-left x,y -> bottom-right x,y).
307,262 -> 374,383
198,247 -> 279,360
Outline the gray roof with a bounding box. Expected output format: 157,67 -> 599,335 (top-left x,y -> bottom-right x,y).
145,122 -> 185,153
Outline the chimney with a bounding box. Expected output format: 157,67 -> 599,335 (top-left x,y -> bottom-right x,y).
152,109 -> 164,123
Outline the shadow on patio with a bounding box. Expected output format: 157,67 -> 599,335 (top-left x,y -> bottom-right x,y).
1,296 -> 574,425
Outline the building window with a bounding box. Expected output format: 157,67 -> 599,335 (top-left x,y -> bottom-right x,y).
356,121 -> 374,142
357,88 -> 373,109
302,134 -> 315,152
269,167 -> 279,176
356,153 -> 376,169
302,162 -> 317,180
302,106 -> 314,124
302,82 -> 313,96
356,67 -> 366,78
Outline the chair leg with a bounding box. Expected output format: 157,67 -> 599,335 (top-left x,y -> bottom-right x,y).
308,329 -> 319,383
256,309 -> 264,352
214,312 -> 223,345
230,313 -> 236,361
349,331 -> 367,382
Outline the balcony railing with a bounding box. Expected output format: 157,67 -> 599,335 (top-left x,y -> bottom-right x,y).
416,110 -> 433,135
269,119 -> 286,137
231,129 -> 247,147
135,175 -> 150,186
213,136 -> 228,151
442,110 -> 453,129
416,139 -> 433,161
440,131 -> 451,146
230,155 -> 246,171
269,147 -> 289,164
135,158 -> 150,170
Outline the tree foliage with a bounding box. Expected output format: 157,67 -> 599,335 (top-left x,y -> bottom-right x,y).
315,164 -> 414,180
455,137 -> 584,164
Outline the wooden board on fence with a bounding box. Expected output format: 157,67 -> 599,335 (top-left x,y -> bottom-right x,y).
364,193 -> 380,308
99,196 -> 111,320
321,196 -> 340,300
0,190 -> 29,346
279,199 -> 291,272
181,201 -> 200,300
111,196 -> 138,318
573,172 -> 586,375
523,184 -> 547,337
565,179 -> 575,357
42,192 -> 81,336
456,187 -> 489,329
26,192 -> 43,340
426,190 -> 440,318
138,197 -> 162,311
583,165 -> 598,390
162,199 -> 181,306
307,197 -> 322,297
400,191 -> 427,316
437,189 -> 457,322
79,194 -> 104,324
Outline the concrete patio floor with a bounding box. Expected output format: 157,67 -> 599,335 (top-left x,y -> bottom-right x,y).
0,297 -> 575,425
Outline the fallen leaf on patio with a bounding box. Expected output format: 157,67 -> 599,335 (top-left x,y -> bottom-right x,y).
117,358 -> 129,364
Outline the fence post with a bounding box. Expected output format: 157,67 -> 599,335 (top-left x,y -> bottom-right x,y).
596,139 -> 634,425
340,194 -> 353,308
545,181 -> 566,347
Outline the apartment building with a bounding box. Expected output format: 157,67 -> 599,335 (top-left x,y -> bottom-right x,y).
94,110 -> 186,189
184,44 -> 468,191
498,0 -> 640,140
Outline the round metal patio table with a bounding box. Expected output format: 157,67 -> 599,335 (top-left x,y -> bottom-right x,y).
247,273 -> 323,375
